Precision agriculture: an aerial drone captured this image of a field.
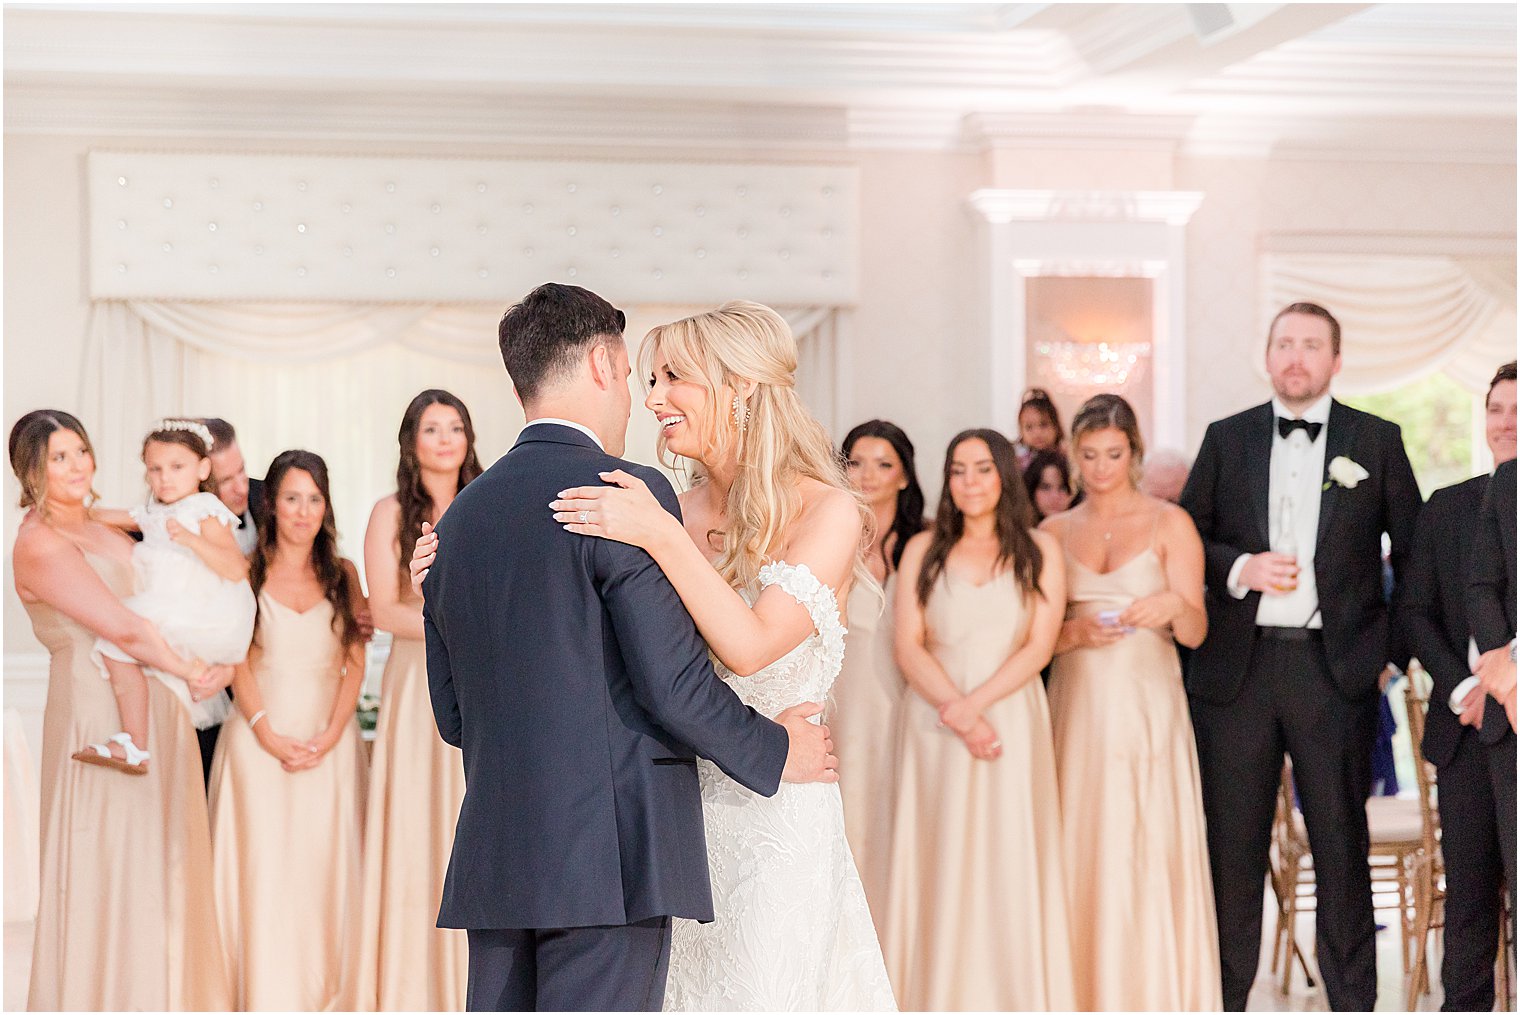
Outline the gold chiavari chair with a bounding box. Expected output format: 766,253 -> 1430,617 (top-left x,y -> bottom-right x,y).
1271,761 -> 1317,993
1402,670 -> 1445,1009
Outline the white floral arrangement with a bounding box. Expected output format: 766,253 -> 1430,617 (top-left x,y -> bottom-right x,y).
356,691 -> 381,732
1325,455 -> 1369,490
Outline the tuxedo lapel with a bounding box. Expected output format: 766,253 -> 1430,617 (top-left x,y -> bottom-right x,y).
1316,399 -> 1359,548
1245,403 -> 1274,547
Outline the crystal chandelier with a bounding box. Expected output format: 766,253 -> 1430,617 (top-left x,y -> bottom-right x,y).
1033,340 -> 1152,391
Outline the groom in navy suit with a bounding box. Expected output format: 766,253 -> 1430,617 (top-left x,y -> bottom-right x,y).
422,283 -> 837,1011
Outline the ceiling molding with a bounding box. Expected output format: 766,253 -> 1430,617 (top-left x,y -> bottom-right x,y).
4,5 -> 1511,165
968,188 -> 1205,225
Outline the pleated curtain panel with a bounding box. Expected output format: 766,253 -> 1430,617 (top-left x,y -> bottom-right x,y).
78,299 -> 840,530
1262,254 -> 1517,393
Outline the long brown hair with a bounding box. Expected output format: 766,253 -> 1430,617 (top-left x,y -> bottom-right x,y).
917,429 -> 1043,606
8,410 -> 98,515
250,450 -> 362,651
395,389 -> 482,588
841,419 -> 927,574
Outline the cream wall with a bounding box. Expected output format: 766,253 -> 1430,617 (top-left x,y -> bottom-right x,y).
5,134 -> 1515,660
0,136 -> 991,658
1181,155 -> 1517,446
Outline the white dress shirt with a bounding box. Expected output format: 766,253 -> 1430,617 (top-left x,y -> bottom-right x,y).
233,509 -> 258,556
522,417 -> 605,451
1227,394 -> 1332,629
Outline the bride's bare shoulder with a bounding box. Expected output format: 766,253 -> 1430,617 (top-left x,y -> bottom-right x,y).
798,481 -> 862,535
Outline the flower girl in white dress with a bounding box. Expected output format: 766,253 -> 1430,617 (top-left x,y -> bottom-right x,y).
74,420 -> 256,774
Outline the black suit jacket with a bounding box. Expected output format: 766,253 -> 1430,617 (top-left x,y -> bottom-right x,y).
1469,458 -> 1517,744
247,475 -> 266,523
423,424 -> 789,930
236,475 -> 266,543
1180,399 -> 1423,704
1399,475 -> 1487,768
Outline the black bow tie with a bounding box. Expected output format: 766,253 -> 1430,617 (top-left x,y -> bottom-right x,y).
1277,417 -> 1323,441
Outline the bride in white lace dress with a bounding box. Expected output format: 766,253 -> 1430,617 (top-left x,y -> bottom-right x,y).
548,302 -> 897,1011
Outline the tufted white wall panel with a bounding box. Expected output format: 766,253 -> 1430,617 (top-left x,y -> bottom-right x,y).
87,151 -> 859,306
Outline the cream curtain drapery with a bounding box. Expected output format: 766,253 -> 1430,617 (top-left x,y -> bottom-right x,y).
78,299 -> 842,567
1262,254 -> 1517,394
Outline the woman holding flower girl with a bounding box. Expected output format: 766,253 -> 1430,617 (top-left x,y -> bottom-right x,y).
81,419 -> 254,773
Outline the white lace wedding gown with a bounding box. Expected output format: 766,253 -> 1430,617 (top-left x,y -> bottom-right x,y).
664,562 -> 898,1012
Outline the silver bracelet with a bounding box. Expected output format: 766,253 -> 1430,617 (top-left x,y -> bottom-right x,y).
248,709 -> 268,730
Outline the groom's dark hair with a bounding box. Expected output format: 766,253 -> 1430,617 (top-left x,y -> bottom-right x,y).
498,283 -> 627,401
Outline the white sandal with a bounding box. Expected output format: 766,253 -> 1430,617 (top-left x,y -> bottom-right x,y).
72,732 -> 150,775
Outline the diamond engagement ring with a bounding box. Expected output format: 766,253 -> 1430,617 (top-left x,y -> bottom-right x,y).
578,511 -> 589,524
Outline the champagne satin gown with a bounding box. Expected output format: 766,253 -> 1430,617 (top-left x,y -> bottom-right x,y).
25,550 -> 231,1011
208,592 -> 367,1012
351,586 -> 468,1011
1048,541 -> 1222,1011
830,576 -> 903,936
884,569 -> 1075,1011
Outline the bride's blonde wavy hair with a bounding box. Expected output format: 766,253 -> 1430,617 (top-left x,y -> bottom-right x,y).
641,301 -> 874,596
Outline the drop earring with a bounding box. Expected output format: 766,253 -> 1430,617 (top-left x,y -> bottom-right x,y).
732,395 -> 750,432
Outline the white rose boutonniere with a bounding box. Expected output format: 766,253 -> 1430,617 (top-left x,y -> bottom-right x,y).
1325,455 -> 1369,490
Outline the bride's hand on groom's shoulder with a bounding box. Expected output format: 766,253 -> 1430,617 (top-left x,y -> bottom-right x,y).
409,522 -> 438,597
552,471 -> 680,553
777,702 -> 840,784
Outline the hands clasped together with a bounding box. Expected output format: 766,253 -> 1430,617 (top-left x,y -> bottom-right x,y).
251,715 -> 346,773
938,696 -> 1003,762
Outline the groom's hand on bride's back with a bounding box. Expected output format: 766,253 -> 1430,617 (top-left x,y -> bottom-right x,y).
777,702 -> 839,784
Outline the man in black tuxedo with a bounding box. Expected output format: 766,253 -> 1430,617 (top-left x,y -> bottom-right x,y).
202,417 -> 265,556
193,417 -> 266,786
1180,302 -> 1422,1010
421,283 -> 836,1012
1400,361 -> 1514,1009
1471,449 -> 1517,932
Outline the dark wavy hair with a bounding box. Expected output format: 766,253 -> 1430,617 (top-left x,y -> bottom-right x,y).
251,450 -> 362,652
917,429 -> 1043,606
841,419 -> 927,573
1022,448 -> 1073,524
395,389 -> 483,588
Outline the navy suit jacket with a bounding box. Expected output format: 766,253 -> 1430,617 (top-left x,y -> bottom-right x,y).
423,423 -> 788,930
1180,399 -> 1422,703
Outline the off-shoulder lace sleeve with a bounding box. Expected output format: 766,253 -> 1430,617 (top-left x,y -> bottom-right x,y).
758,561 -> 847,679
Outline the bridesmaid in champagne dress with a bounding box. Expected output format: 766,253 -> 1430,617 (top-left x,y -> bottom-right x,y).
885,429 -> 1074,1010
208,450 -> 368,1012
1041,394 -> 1221,1011
835,420 -> 926,934
10,411 -> 232,1010
353,390 -> 481,1011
